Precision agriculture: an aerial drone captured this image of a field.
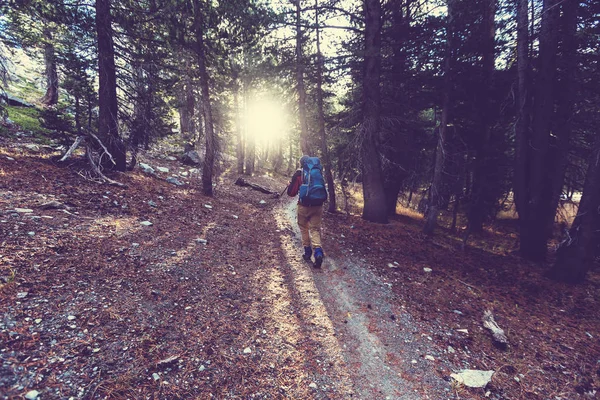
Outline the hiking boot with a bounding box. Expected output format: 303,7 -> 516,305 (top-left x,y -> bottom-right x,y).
313,247 -> 324,268
302,246 -> 312,262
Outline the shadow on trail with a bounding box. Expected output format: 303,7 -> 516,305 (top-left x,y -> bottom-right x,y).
271,200 -> 449,400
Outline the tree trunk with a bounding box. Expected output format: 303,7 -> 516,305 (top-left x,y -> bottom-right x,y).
550,133 -> 600,282
295,0 -> 311,155
546,0 -> 579,237
178,57 -> 196,148
315,0 -> 336,212
233,68 -> 244,175
41,28 -> 58,106
75,96 -> 81,134
95,0 -> 126,171
514,0 -> 530,220
243,58 -> 255,175
423,0 -> 454,235
193,1 -> 217,196
361,0 -> 388,224
519,0 -> 560,261
467,0 -> 496,233
383,0 -> 411,216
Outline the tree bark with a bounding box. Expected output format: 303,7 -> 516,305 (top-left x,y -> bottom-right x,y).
546,0 -> 579,237
95,0 -> 126,171
361,0 -> 387,223
243,53 -> 255,175
550,132 -> 600,282
178,57 -> 196,148
315,0 -> 336,212
519,0 -> 560,261
41,28 -> 59,106
295,0 -> 311,155
514,0 -> 530,220
423,0 -> 454,235
233,67 -> 244,175
193,1 -> 218,196
467,0 -> 496,233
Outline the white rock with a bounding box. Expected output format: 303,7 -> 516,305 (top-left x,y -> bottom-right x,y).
17,292 -> 28,299
259,200 -> 267,204
447,346 -> 456,353
199,365 -> 206,371
425,355 -> 435,361
132,243 -> 140,247
157,166 -> 169,173
423,267 -> 433,273
92,348 -> 100,353
195,238 -> 208,245
6,156 -> 15,161
67,315 -> 76,320
166,176 -> 184,186
166,156 -> 177,161
35,319 -> 42,324
204,204 -> 213,209
243,347 -> 252,354
451,370 -> 495,388
411,359 -> 417,364
140,221 -> 153,226
25,390 -> 39,399
457,329 -> 469,334
152,373 -> 160,381
180,171 -> 188,177
232,215 -> 239,219
309,382 -> 318,389
387,263 -> 398,269
139,163 -> 155,174
15,208 -> 34,213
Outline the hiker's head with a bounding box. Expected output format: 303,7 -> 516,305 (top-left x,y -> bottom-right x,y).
299,155 -> 309,167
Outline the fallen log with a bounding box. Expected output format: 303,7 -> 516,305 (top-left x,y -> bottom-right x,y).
235,177 -> 277,195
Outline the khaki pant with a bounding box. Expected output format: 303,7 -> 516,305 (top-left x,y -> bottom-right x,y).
297,204 -> 323,248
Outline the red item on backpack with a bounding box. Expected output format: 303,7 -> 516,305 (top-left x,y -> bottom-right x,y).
287,170 -> 302,196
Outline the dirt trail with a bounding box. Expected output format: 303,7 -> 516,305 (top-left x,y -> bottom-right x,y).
274,200 -> 450,399
0,142 -> 453,399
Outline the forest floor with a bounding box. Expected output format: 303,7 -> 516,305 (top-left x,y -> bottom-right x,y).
1,130 -> 599,400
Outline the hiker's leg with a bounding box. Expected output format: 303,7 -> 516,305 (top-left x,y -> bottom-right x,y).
297,205 -> 311,247
307,205 -> 323,248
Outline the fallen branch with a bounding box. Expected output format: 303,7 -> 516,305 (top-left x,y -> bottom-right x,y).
483,310 -> 508,347
88,131 -> 116,166
86,145 -> 126,188
59,135 -> 86,162
235,177 -> 277,195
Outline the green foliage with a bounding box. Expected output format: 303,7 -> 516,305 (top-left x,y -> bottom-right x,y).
6,106 -> 44,133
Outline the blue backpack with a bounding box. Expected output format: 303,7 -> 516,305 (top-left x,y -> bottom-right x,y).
299,157 -> 328,206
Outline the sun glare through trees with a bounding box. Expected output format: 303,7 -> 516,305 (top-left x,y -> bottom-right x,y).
243,96 -> 290,147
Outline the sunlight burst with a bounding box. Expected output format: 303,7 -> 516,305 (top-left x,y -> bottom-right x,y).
244,98 -> 289,145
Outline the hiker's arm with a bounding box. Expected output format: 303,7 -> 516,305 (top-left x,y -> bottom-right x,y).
287,170 -> 302,196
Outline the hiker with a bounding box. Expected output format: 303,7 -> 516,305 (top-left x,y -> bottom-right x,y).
287,155 -> 328,268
